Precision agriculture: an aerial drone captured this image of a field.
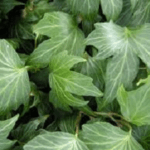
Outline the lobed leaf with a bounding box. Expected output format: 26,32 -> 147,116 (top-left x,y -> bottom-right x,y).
0,115 -> 19,149
117,76 -> 150,126
87,21 -> 150,106
81,122 -> 144,150
24,131 -> 89,150
0,40 -> 30,115
28,12 -> 85,66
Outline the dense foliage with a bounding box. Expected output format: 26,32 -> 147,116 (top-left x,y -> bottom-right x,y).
1,0 -> 150,149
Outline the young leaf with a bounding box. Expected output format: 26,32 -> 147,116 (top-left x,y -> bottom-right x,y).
101,0 -> 123,21
66,0 -> 100,20
27,12 -> 85,66
51,71 -> 102,97
0,115 -> 19,149
81,122 -> 144,150
49,51 -> 102,109
24,132 -> 89,150
0,40 -> 30,115
117,77 -> 150,126
49,51 -> 86,73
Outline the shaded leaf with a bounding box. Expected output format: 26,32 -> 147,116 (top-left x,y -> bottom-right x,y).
0,0 -> 24,14
11,115 -> 48,143
66,0 -> 100,20
133,125 -> 150,150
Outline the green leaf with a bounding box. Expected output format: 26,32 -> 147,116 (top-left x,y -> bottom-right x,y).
130,0 -> 150,26
58,115 -> 77,134
101,0 -> 123,21
79,55 -> 106,90
24,132 -> 89,150
23,0 -> 55,22
0,40 -> 30,114
117,77 -> 150,126
86,21 -> 140,105
116,0 -> 133,26
0,115 -> 19,138
11,115 -> 48,143
103,49 -> 139,107
0,0 -> 24,14
49,51 -> 103,109
130,0 -> 138,9
49,90 -> 72,112
9,19 -> 34,40
49,75 -> 88,107
81,122 -> 144,150
87,21 -> 150,106
49,49 -> 86,73
51,71 -> 102,97
0,115 -> 19,150
66,0 -> 100,20
30,67 -> 49,89
133,125 -> 150,150
27,12 -> 85,66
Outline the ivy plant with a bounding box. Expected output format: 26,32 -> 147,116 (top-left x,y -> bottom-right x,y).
1,0 -> 150,150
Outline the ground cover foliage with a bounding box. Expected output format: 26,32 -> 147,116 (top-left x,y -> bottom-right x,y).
1,0 -> 150,149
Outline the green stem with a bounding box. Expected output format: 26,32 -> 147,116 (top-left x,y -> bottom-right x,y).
75,111 -> 82,137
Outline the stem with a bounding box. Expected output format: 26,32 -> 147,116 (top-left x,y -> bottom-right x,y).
94,111 -> 129,128
34,34 -> 39,48
117,120 -> 132,131
75,111 -> 82,137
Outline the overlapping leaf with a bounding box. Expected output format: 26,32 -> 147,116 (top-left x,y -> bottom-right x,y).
86,21 -> 150,106
0,115 -> 19,149
117,0 -> 150,26
11,116 -> 48,143
116,0 -> 133,26
23,0 -> 55,22
66,0 -> 99,20
130,0 -> 138,9
79,55 -> 106,90
117,76 -> 150,126
130,0 -> 150,26
24,131 -> 89,150
27,12 -> 85,67
133,125 -> 150,150
0,0 -> 24,14
49,51 -> 103,109
0,40 -> 30,114
58,114 -> 77,134
101,0 -> 123,21
81,122 -> 144,150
